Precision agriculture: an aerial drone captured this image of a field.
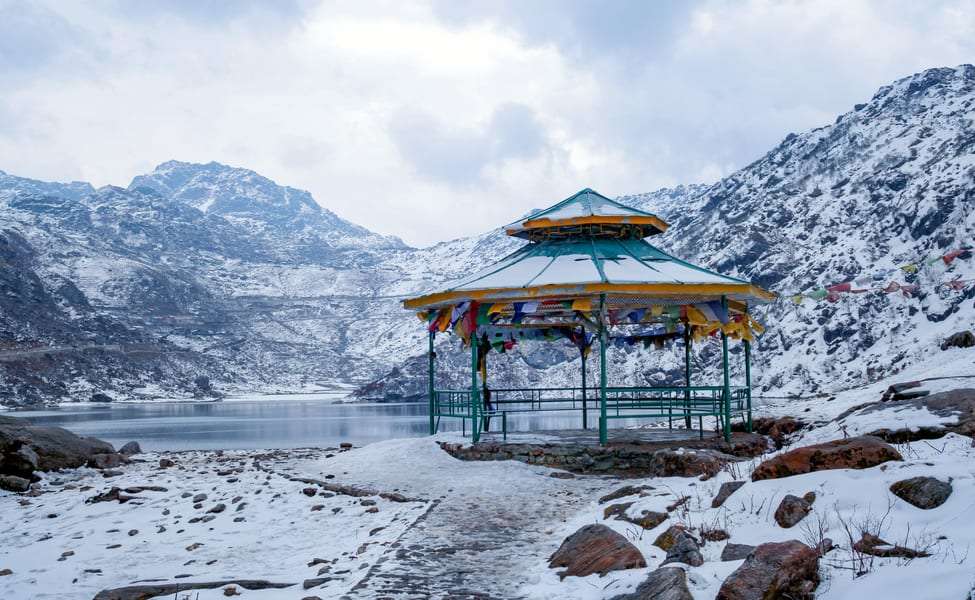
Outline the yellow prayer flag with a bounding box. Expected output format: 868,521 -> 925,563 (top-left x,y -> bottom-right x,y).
650,305 -> 664,317
487,303 -> 506,315
571,298 -> 592,312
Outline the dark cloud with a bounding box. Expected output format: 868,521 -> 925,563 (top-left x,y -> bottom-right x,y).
389,102 -> 547,185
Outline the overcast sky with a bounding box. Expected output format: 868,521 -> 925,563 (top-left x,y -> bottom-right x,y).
2,1 -> 974,246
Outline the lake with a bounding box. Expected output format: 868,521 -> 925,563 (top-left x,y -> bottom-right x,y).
7,394 -> 659,451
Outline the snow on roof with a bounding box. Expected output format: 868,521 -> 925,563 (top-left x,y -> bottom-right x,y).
505,188 -> 669,239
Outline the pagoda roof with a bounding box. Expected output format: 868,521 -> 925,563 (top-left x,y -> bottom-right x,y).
505,188 -> 668,240
403,236 -> 775,310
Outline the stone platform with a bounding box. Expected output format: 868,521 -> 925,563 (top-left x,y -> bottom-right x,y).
438,428 -> 771,478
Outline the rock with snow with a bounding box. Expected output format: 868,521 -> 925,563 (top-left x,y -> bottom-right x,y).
941,331 -> 974,350
774,493 -> 814,528
716,540 -> 819,600
653,525 -> 688,551
859,388 -> 975,442
0,475 -> 30,492
118,442 -> 142,456
609,566 -> 694,600
890,476 -> 952,509
0,416 -> 117,472
660,531 -> 704,567
711,480 -> 746,508
751,436 -> 901,481
548,524 -> 646,579
853,532 -> 931,558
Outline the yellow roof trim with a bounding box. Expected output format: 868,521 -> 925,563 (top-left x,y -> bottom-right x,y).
403,282 -> 776,310
505,214 -> 670,236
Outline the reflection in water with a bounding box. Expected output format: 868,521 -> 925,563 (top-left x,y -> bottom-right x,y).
11,398 -> 661,451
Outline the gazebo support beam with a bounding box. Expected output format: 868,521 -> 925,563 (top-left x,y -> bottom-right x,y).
581,347 -> 588,430
744,338 -> 753,433
471,332 -> 480,443
598,294 -> 608,446
720,296 -> 732,443
683,327 -> 692,430
428,330 -> 435,435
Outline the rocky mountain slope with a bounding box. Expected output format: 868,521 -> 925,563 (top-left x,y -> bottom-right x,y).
1,65 -> 974,406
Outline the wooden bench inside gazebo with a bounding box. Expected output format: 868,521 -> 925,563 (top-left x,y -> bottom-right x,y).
404,188 -> 773,445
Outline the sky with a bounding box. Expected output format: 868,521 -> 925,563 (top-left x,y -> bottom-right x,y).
2,1 -> 974,247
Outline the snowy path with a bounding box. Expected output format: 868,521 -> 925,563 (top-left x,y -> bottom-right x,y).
290,435 -> 612,599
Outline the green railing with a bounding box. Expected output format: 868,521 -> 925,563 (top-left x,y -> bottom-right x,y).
431,385 -> 751,441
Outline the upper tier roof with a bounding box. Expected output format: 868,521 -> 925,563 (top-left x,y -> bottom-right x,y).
505,188 -> 669,240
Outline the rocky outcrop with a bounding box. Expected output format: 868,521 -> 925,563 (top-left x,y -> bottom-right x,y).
774,493 -> 815,528
609,567 -> 694,600
549,524 -> 646,579
0,416 -> 122,481
716,540 -> 819,600
861,389 -> 975,442
751,436 -> 901,481
890,476 -> 952,509
712,480 -> 746,508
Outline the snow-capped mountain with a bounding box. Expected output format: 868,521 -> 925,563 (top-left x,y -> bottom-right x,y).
1,65 -> 973,406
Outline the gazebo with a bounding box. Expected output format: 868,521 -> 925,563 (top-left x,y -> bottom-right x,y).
404,188 -> 774,445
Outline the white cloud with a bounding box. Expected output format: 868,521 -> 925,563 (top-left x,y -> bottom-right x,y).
1,0 -> 973,246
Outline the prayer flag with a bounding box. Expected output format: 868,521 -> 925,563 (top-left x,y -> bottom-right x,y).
571,298 -> 592,312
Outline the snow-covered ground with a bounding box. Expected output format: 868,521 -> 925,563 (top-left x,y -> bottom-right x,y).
2,362 -> 974,599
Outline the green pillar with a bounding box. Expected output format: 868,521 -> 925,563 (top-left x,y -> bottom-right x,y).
720,296 -> 732,443
471,332 -> 480,443
744,338 -> 753,433
598,295 -> 608,445
683,327 -> 692,429
428,330 -> 436,435
581,348 -> 588,430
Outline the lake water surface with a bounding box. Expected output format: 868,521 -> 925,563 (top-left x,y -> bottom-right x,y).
8,394 -> 652,451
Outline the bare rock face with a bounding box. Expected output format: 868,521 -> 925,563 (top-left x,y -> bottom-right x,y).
774,493 -> 814,528
609,566 -> 694,600
853,533 -> 931,558
549,524 -> 646,580
716,540 -> 820,600
751,436 -> 902,481
852,389 -> 975,442
890,476 -> 952,509
712,480 -> 746,508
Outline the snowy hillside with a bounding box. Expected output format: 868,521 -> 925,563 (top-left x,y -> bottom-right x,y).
1,65 -> 974,406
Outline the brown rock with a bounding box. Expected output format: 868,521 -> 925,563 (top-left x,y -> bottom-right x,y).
608,566 -> 693,600
701,528 -> 730,542
549,524 -> 646,579
647,448 -> 733,479
774,494 -> 813,528
853,533 -> 930,558
941,330 -> 975,350
604,502 -> 634,520
737,417 -> 803,449
0,474 -> 30,492
751,436 -> 902,481
711,481 -> 746,508
716,540 -> 819,600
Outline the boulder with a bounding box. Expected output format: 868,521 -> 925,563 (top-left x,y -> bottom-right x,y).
609,566 -> 694,600
549,524 -> 646,579
653,525 -> 688,552
941,330 -> 975,350
851,389 -> 975,442
736,417 -> 803,449
660,531 -> 703,567
0,415 -> 116,473
0,474 -> 31,492
119,442 -> 142,456
716,540 -> 819,600
712,480 -> 746,508
751,436 -> 901,481
88,453 -> 124,470
721,543 -> 756,561
159,458 -> 175,468
774,494 -> 814,528
853,533 -> 930,558
890,476 -> 952,509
